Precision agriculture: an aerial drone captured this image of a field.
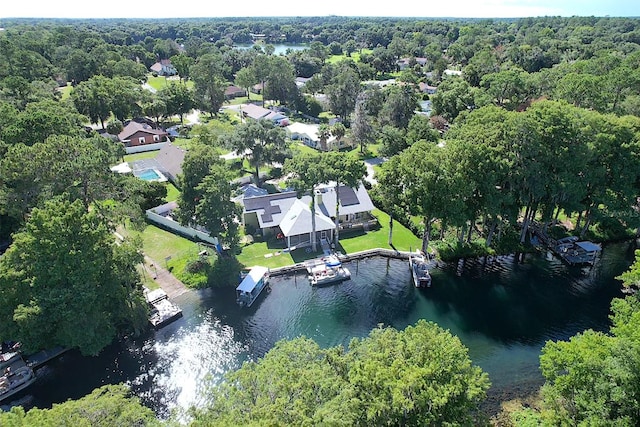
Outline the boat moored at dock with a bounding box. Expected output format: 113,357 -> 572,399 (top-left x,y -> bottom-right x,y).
554,238 -> 601,266
0,366 -> 36,403
145,289 -> 183,329
0,351 -> 20,371
409,251 -> 432,288
306,255 -> 351,286
236,266 -> 270,308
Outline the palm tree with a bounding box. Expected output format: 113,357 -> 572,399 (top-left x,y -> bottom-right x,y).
284,153 -> 326,252
330,122 -> 346,150
318,124 -> 331,151
322,152 -> 366,247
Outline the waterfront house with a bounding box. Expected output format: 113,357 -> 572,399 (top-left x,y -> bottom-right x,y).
241,182 -> 376,249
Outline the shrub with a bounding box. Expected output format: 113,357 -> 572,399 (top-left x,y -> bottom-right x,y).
207,256 -> 244,288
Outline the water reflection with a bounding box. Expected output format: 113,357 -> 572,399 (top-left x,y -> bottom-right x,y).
3,241 -> 633,418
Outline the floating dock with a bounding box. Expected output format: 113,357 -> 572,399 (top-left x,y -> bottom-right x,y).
145,288 -> 183,329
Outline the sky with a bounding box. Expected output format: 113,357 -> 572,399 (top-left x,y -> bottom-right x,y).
0,0 -> 638,19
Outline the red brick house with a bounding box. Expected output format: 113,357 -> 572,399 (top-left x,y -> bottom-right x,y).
118,121 -> 169,147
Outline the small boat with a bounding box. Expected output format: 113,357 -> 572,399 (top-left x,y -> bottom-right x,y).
409,251 -> 432,288
307,255 -> 351,286
236,266 -> 270,308
0,351 -> 20,371
145,289 -> 183,329
0,366 -> 36,403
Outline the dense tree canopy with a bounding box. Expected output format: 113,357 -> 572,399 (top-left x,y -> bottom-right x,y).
0,384 -> 160,426
192,320 -> 489,426
0,198 -> 148,355
229,119 -> 288,186
506,259 -> 640,425
380,100 -> 640,249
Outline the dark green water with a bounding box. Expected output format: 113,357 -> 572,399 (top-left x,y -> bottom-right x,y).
3,241 -> 634,418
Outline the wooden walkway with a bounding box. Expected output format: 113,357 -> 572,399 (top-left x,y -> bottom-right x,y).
143,255 -> 190,299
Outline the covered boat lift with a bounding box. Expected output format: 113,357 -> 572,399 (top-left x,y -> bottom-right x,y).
236,266 -> 270,307
560,240 -> 602,266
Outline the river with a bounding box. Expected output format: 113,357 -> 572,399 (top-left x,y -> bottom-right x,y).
2,241 -> 635,419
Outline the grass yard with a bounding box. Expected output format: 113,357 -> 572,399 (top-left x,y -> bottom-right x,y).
326,49 -> 373,64
236,241 -> 300,269
165,182 -> 180,202
123,151 -> 158,163
146,75 -> 194,91
338,209 -> 422,254
227,92 -> 263,105
236,208 -> 422,270
137,264 -> 160,290
291,143 -> 318,155
57,83 -> 72,100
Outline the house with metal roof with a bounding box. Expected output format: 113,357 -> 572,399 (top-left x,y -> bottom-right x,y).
242,182 -> 376,249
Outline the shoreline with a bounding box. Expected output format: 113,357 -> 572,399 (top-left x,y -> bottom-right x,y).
268,248 -> 415,277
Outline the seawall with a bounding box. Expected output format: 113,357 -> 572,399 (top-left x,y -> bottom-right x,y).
269,248 -> 414,277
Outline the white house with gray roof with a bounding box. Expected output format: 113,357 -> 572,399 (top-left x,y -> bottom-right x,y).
242,182 -> 376,249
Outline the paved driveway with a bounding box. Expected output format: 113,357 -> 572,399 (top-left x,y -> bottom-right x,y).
364,157 -> 385,184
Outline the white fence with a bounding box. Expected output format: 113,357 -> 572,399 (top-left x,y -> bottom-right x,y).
125,142 -> 167,154
145,210 -> 219,245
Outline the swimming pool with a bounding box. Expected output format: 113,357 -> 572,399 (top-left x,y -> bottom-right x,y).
136,168 -> 168,182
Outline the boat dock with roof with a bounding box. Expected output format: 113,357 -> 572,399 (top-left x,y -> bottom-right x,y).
236,266 -> 270,308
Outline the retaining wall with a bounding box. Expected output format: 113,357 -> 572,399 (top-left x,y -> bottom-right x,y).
145,210 -> 218,245
269,248 -> 412,277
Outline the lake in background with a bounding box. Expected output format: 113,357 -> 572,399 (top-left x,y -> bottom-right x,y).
3,240 -> 635,418
234,43 -> 308,55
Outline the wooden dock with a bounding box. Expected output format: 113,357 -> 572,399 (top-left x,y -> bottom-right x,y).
24,346 -> 69,369
269,248 -> 414,278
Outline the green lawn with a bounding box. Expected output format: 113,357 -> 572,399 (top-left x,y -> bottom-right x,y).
165,182 -> 180,202
291,143 -> 318,155
57,83 -> 72,100
338,209 -> 422,254
118,205 -> 421,285
227,92 -> 263,105
236,241 -> 303,269
146,75 -> 194,91
123,151 -> 158,163
326,49 -> 373,64
236,208 -> 422,270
